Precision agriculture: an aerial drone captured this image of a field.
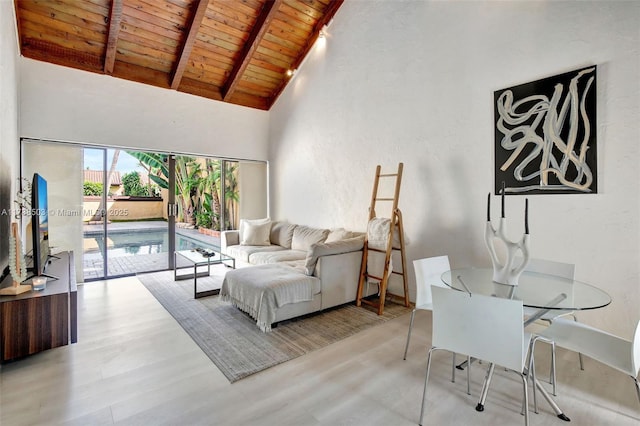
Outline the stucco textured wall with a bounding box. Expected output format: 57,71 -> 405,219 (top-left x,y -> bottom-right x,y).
269,1 -> 640,335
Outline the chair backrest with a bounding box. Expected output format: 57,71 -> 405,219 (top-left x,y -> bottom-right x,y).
523,257 -> 575,279
431,285 -> 526,372
413,255 -> 450,308
632,320 -> 640,375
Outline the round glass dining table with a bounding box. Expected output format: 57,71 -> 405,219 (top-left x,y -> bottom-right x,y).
441,267 -> 612,421
441,267 -> 611,311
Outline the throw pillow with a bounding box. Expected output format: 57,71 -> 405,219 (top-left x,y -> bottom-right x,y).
239,218 -> 270,242
240,220 -> 272,246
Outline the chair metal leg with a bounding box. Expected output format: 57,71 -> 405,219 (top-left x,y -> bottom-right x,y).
519,372 -> 530,426
466,355 -> 471,395
419,348 -> 436,426
451,352 -> 456,383
403,309 -> 416,360
550,341 -> 557,396
530,344 -> 539,414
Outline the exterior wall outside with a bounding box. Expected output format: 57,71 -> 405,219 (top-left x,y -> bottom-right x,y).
82,198 -> 164,222
269,1 -> 640,336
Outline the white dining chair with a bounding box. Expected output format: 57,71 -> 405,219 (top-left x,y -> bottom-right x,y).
532,318 -> 640,405
403,255 -> 450,360
404,256 -> 467,385
419,286 -> 534,426
521,258 -> 581,395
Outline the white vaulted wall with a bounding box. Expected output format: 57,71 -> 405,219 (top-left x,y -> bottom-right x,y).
19,59 -> 269,161
269,1 -> 640,335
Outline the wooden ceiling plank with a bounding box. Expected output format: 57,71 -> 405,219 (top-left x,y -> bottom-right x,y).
21,37 -> 104,71
130,0 -> 193,28
278,2 -> 315,25
104,0 -> 123,74
112,60 -> 172,88
205,8 -> 252,32
196,32 -> 242,55
200,13 -> 248,40
274,9 -> 314,33
222,0 -> 283,101
116,48 -> 174,73
18,1 -> 107,34
219,0 -> 264,20
282,0 -> 323,20
197,22 -> 246,46
269,18 -> 312,43
52,0 -> 110,22
20,21 -> 105,55
118,29 -> 180,54
120,21 -> 181,49
256,45 -> 295,64
18,9 -> 105,44
263,31 -> 304,51
269,0 -> 343,107
208,2 -> 260,29
122,4 -> 185,35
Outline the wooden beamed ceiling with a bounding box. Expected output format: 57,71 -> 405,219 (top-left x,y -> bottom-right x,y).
14,0 -> 344,110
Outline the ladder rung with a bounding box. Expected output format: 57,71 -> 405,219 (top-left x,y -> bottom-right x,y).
391,271 -> 404,276
365,273 -> 385,281
378,173 -> 398,177
367,247 -> 387,253
374,198 -> 394,201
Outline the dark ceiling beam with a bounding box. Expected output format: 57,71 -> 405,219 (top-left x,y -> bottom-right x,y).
171,0 -> 209,90
104,0 -> 123,74
221,0 -> 282,101
269,0 -> 343,108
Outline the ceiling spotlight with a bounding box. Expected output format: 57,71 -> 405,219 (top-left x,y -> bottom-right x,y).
285,69 -> 295,77
319,24 -> 328,39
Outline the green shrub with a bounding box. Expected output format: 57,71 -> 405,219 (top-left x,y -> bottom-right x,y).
83,181 -> 103,196
122,171 -> 148,196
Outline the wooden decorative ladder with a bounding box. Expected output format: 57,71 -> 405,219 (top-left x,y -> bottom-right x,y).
356,163 -> 410,315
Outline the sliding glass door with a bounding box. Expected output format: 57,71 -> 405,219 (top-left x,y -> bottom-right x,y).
22,139 -> 267,282
83,148 -> 173,280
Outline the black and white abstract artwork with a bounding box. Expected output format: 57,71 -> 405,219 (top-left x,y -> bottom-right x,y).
494,65 -> 597,195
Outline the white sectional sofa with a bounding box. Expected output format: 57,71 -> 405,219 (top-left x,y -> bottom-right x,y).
220,220 -> 367,331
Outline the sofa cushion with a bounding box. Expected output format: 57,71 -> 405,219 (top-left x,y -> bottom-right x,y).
291,225 -> 329,251
241,220 -> 272,246
270,221 -> 296,248
249,249 -> 307,265
325,228 -> 355,243
225,244 -> 285,263
304,236 -> 365,275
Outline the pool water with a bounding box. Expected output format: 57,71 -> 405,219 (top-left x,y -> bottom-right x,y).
83,230 -> 211,260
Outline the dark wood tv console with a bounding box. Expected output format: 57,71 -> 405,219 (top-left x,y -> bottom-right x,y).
0,251 -> 77,362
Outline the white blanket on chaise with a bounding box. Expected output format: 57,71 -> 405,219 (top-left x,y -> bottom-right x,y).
220,263 -> 318,332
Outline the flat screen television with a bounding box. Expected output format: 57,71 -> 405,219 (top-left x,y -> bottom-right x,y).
31,173 -> 51,277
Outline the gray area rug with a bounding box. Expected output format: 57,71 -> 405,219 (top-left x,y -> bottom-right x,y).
137,267 -> 410,382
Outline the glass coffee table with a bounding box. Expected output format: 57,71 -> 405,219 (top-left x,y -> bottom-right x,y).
174,248 -> 235,299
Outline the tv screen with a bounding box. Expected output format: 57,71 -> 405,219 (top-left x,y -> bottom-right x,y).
31,173 -> 50,276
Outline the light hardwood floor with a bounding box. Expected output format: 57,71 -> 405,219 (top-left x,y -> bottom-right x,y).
1,276 -> 638,425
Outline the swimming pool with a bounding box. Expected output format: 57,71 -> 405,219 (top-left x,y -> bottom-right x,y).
83,229 -> 214,260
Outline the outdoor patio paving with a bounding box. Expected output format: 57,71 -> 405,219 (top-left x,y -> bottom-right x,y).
82,221 -> 222,280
